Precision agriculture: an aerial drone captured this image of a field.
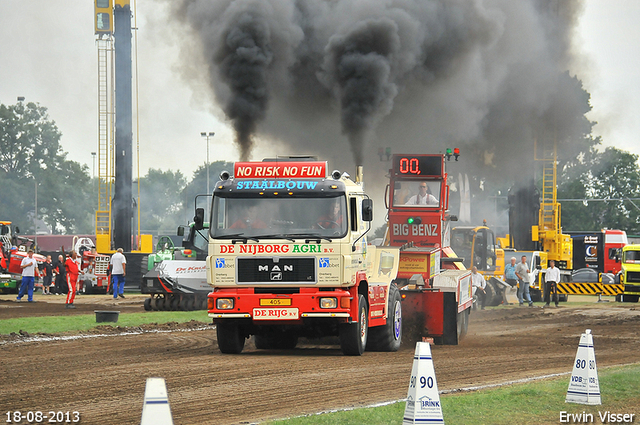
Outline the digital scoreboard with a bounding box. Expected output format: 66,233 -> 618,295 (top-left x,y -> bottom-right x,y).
392,155 -> 443,177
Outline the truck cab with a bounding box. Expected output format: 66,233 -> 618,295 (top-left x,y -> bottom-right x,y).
207,158 -> 401,355
616,244 -> 640,302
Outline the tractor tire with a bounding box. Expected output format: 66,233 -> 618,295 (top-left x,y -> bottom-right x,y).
161,296 -> 171,311
339,294 -> 368,356
367,283 -> 402,352
484,281 -> 500,306
185,297 -> 195,311
216,322 -> 245,354
150,297 -> 158,311
143,298 -> 152,311
171,296 -> 180,311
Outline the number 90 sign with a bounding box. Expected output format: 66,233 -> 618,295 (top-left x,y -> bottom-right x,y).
410,375 -> 434,389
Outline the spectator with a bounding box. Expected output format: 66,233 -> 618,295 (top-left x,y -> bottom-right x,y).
515,255 -> 533,307
471,266 -> 486,310
504,257 -> 518,287
42,255 -> 53,295
16,249 -> 39,303
65,250 -> 79,309
110,248 -> 127,299
544,259 -> 561,308
54,254 -> 66,295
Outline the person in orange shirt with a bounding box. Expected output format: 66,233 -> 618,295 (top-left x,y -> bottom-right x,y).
65,250 -> 80,309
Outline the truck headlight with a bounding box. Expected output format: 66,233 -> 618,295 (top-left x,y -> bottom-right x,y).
319,297 -> 337,309
216,298 -> 234,310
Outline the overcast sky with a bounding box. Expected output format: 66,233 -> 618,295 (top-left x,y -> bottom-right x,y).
0,0 -> 638,180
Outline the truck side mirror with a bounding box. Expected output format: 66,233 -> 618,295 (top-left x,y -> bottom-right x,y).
193,208 -> 205,230
177,226 -> 185,237
362,199 -> 373,222
14,226 -> 20,234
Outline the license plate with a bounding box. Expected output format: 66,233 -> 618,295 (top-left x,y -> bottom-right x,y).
259,298 -> 292,306
253,308 -> 299,320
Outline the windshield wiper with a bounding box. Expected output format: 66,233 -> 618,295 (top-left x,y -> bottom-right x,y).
284,233 -> 333,243
254,234 -> 296,242
213,233 -> 259,243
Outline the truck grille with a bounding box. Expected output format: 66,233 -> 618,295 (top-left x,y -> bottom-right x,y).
626,271 -> 640,283
237,257 -> 316,284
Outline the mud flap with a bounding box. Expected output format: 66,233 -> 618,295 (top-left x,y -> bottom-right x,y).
442,292 -> 459,345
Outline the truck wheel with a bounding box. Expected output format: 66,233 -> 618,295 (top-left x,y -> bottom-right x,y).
83,281 -> 93,295
339,294 -> 368,356
216,322 -> 245,354
144,298 -> 152,311
367,283 -> 402,352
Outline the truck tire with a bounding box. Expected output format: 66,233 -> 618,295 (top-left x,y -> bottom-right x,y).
83,281 -> 93,295
339,294 -> 368,356
366,283 -> 402,352
216,322 -> 245,354
144,298 -> 152,311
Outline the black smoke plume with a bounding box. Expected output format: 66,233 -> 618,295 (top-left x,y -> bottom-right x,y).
172,0 -> 591,204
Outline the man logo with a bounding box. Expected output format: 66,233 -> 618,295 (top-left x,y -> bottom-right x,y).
258,264 -> 294,272
271,272 -> 282,281
215,258 -> 225,268
319,258 -> 330,268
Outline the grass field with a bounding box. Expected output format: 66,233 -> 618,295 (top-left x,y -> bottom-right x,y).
0,311 -> 210,335
265,364 -> 640,424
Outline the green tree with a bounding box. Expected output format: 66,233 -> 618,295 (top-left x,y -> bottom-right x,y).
559,146 -> 640,233
182,160 -> 235,223
0,101 -> 93,234
137,169 -> 187,235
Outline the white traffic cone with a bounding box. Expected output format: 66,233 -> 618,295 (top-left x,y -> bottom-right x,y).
403,342 -> 445,424
566,329 -> 601,405
140,377 -> 174,425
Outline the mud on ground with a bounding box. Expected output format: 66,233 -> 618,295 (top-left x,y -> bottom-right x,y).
0,295 -> 639,424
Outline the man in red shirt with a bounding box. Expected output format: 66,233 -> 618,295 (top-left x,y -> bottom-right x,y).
65,250 -> 80,309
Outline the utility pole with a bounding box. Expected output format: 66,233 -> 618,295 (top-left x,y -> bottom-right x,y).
201,132 -> 215,194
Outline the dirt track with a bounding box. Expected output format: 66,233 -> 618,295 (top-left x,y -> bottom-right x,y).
0,294 -> 639,424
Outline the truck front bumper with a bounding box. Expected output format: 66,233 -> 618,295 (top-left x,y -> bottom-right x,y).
207,287 -> 355,322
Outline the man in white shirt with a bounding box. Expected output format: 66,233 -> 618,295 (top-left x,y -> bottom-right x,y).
471,266 -> 486,310
17,249 -> 39,302
544,260 -> 561,307
406,183 -> 438,206
110,248 -> 127,299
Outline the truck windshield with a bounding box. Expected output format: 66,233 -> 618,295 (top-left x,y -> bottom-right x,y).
393,180 -> 440,207
210,196 -> 348,239
623,250 -> 640,264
